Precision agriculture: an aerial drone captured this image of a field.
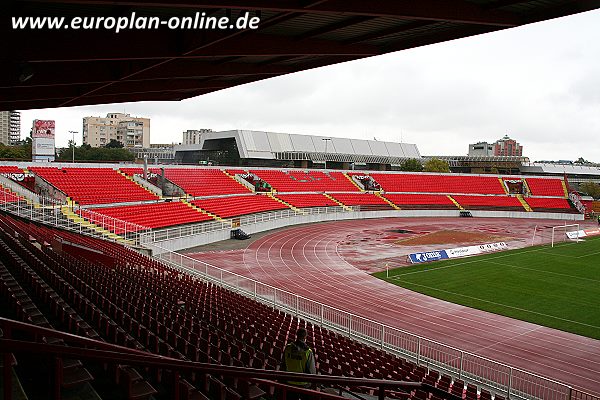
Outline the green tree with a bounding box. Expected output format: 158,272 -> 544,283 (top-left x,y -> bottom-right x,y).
56,144 -> 134,162
0,143 -> 31,160
579,181 -> 600,199
105,139 -> 124,148
424,157 -> 450,173
399,158 -> 423,172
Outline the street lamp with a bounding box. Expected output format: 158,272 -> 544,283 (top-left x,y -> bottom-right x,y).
69,131 -> 78,163
322,138 -> 331,170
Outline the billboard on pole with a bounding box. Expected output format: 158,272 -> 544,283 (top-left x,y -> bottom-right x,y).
32,119 -> 56,161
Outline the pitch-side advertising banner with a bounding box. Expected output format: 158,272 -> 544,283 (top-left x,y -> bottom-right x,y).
446,242 -> 508,258
566,229 -> 600,240
408,251 -> 449,264
408,242 -> 508,264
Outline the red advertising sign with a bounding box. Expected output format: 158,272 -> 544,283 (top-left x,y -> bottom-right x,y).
32,120 -> 55,139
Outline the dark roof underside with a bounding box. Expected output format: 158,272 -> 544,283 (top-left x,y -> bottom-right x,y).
2,0 -> 599,110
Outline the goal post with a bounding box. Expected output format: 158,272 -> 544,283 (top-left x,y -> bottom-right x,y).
550,223 -> 581,247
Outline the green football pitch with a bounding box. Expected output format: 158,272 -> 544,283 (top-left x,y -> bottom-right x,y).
373,235 -> 600,339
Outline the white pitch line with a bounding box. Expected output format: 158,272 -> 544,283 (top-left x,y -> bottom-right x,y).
390,280 -> 600,330
483,259 -> 600,284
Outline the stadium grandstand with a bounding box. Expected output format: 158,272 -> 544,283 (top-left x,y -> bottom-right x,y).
0,163 -> 596,400
0,161 -> 596,400
4,1 -> 600,400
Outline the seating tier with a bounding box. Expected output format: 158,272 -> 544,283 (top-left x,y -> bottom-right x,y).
252,170 -> 358,192
525,178 -> 566,197
368,173 -> 506,195
164,168 -> 251,196
191,195 -> 289,218
29,167 -> 158,205
0,166 -> 23,174
452,195 -> 524,210
275,194 -> 339,208
525,197 -> 572,210
383,194 -> 456,209
84,202 -> 213,231
329,193 -> 392,207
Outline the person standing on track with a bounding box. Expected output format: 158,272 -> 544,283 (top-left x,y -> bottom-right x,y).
281,327 -> 317,400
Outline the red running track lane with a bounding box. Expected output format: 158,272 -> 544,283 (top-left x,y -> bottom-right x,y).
187,217 -> 600,395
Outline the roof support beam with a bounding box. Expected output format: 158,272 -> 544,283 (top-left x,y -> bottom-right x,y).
1,60 -> 293,88
11,32 -> 377,63
0,77 -> 251,101
20,0 -> 521,26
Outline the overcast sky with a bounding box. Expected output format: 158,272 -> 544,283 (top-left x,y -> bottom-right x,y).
20,9 -> 600,162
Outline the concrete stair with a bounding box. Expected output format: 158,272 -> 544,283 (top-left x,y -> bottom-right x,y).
499,177 -> 509,194
323,193 -> 353,211
343,172 -> 365,191
182,199 -> 224,222
60,205 -> 128,243
561,180 -> 569,198
268,193 -> 303,213
375,192 -> 401,210
221,170 -> 254,192
116,170 -> 160,198
522,178 -> 532,196
516,194 -> 532,212
447,195 -> 465,210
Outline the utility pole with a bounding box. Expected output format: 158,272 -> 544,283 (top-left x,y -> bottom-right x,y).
322,137 -> 331,170
69,130 -> 78,163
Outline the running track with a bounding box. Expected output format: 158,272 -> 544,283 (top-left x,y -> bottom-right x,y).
187,218 -> 600,396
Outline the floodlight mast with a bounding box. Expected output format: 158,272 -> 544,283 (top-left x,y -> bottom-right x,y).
68,130 -> 78,163
322,138 -> 331,169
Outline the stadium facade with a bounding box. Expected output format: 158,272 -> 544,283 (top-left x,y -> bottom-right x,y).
173,129 -> 421,170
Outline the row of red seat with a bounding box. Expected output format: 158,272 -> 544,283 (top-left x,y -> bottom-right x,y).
525,197 -> 572,210
452,195 -> 522,207
191,195 -> 289,218
29,167 -> 158,205
84,202 -> 214,231
365,173 -> 507,195
164,168 -> 250,196
0,166 -> 23,174
276,193 -> 339,208
525,178 -> 566,197
251,170 -> 359,192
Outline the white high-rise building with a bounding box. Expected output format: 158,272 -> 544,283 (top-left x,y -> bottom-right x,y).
182,129 -> 213,145
83,112 -> 150,148
0,111 -> 21,146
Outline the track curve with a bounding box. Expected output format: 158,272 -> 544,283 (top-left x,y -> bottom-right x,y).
187,217 -> 600,396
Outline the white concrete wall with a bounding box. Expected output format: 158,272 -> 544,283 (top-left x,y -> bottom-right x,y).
132,174 -> 163,197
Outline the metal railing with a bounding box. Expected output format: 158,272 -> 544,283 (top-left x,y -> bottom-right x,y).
72,205 -> 149,242
150,244 -> 598,400
0,187 -> 147,245
1,317 -> 439,400
138,206 -> 352,244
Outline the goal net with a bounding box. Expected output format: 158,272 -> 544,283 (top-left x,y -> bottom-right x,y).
531,224 -> 581,247
550,224 -> 581,247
